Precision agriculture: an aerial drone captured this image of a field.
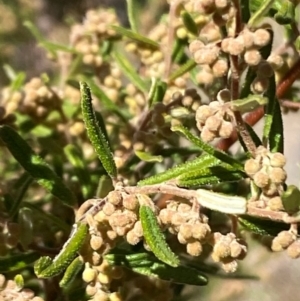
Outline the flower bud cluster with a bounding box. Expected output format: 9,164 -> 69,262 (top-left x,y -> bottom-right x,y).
20,77 -> 60,120
159,201 -> 211,256
195,90 -> 234,142
210,232 -> 247,273
221,28 -> 270,61
0,274 -> 43,301
244,146 -> 287,202
271,230 -> 300,259
101,63 -> 123,103
83,259 -> 124,300
70,9 -> 119,67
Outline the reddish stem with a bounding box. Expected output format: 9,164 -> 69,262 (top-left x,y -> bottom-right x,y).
216,58 -> 300,151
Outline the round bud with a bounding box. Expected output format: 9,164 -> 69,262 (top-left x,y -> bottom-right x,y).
201,127 -> 216,142
222,260 -> 238,273
187,240 -> 202,256
97,272 -> 110,285
126,230 -> 140,245
253,171 -> 270,188
213,241 -> 231,260
227,38 -> 245,56
179,223 -> 193,240
82,267 -> 97,283
230,241 -> 243,258
107,191 -> 122,205
244,158 -> 261,176
193,45 -> 220,65
103,202 -> 116,216
268,196 -> 284,211
211,58 -> 228,77
251,77 -> 269,94
196,105 -> 213,124
219,120 -> 234,138
253,29 -> 271,47
192,223 -> 210,240
90,235 -> 103,251
205,115 -> 222,132
109,292 -> 122,301
287,240 -> 300,259
269,167 -> 287,184
189,40 -> 204,54
276,231 -> 296,249
269,152 -> 286,168
244,49 -> 262,66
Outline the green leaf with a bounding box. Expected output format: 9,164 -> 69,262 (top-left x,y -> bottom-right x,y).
238,215 -> 289,236
263,75 -> 283,152
105,251 -> 208,286
139,205 -> 180,267
0,252 -> 40,273
80,82 -> 117,179
241,0 -> 251,23
126,0 -> 139,32
135,150 -> 163,163
248,0 -> 275,28
24,21 -> 76,57
281,185 -> 300,214
273,0 -> 295,24
81,76 -> 130,122
112,50 -> 149,93
147,78 -> 167,108
240,68 -> 257,99
181,11 -> 199,36
0,125 -> 77,207
231,95 -> 268,113
171,125 -> 244,170
138,154 -> 219,186
35,223 -> 88,278
111,25 -> 159,49
59,257 -> 84,290
3,65 -> 26,90
171,38 -> 189,64
64,144 -> 92,198
178,166 -> 246,188
168,59 -> 197,82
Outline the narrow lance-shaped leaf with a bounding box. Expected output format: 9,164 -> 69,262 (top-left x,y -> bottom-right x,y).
147,78 -> 167,108
181,11 -> 199,36
238,215 -> 290,236
59,257 -> 84,289
138,154 -> 220,186
105,251 -> 208,286
35,223 -> 88,278
80,82 -> 117,179
0,125 -> 77,207
126,0 -> 139,32
111,25 -> 159,49
82,76 -> 130,122
168,59 -> 197,82
0,252 -> 40,273
230,95 -> 268,113
113,50 -> 149,93
178,166 -> 246,188
171,125 -> 244,170
139,205 -> 180,267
